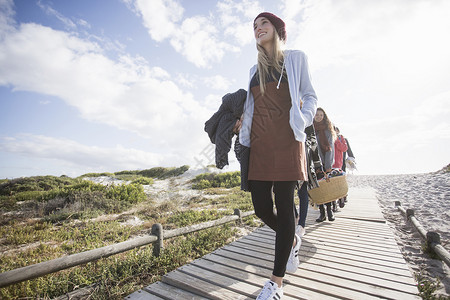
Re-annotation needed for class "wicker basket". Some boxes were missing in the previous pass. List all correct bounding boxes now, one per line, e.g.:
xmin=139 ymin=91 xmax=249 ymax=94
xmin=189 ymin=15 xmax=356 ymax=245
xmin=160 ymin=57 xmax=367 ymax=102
xmin=308 ymin=175 xmax=348 ymax=205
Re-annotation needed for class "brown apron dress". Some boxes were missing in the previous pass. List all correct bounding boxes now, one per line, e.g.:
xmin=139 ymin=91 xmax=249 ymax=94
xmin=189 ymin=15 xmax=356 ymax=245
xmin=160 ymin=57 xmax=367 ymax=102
xmin=248 ymin=81 xmax=307 ymax=181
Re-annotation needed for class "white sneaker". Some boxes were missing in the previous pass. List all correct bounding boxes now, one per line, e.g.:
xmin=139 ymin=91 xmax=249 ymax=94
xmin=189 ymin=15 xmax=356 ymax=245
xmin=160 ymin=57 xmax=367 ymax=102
xmin=256 ymin=280 xmax=283 ymax=300
xmin=286 ymin=233 xmax=301 ymax=273
xmin=295 ymin=225 xmax=306 ymax=237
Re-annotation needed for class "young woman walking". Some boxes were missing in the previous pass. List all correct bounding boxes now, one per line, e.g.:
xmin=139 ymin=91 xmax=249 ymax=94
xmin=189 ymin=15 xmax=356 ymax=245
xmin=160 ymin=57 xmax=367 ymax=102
xmin=239 ymin=12 xmax=317 ymax=299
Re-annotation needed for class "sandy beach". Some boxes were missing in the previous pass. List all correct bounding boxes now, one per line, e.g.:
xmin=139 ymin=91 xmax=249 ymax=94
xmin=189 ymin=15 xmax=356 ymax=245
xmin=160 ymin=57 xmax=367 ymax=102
xmin=346 ymin=170 xmax=450 ymax=297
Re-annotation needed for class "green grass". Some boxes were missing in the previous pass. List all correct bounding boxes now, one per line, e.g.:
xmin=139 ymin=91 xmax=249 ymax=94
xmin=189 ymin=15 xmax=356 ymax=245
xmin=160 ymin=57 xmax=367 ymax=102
xmin=0 ymin=166 xmax=257 ymax=299
xmin=191 ymin=171 xmax=241 ymax=189
xmin=114 ymin=165 xmax=189 ymax=180
xmin=0 ymin=225 xmax=238 ymax=299
xmin=415 ymin=272 xmax=450 ymax=300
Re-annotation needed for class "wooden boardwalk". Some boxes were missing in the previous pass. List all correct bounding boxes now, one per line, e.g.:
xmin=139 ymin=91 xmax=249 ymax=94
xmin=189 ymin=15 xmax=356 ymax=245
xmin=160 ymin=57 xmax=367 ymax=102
xmin=126 ymin=187 xmax=420 ymax=299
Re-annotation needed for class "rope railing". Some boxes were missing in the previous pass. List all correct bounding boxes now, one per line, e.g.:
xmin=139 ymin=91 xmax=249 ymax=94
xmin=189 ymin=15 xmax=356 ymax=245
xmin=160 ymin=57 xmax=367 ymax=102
xmin=0 ymin=209 xmax=255 ymax=288
xmin=395 ymin=201 xmax=450 ymax=267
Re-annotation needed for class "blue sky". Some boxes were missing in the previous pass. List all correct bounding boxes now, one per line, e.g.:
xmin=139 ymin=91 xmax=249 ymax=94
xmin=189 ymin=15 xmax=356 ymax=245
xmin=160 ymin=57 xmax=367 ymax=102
xmin=1 ymin=0 xmax=449 ymax=178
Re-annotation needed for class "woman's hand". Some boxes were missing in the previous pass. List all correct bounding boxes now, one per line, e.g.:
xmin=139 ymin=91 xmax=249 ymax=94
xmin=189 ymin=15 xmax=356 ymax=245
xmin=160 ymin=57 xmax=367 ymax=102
xmin=233 ymin=119 xmax=242 ymax=134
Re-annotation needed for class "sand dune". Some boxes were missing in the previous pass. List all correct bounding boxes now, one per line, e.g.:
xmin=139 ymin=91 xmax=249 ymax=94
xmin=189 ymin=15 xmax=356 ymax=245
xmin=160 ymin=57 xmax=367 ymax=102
xmin=346 ymin=171 xmax=450 ymax=297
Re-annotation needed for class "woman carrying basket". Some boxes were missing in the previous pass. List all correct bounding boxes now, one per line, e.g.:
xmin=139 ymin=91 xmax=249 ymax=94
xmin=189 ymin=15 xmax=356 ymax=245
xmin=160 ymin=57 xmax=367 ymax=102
xmin=313 ymin=107 xmax=337 ymax=222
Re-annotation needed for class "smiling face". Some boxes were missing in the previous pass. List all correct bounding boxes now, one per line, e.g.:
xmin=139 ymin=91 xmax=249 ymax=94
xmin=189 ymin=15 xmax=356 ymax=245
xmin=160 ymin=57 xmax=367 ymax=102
xmin=254 ymin=17 xmax=275 ymax=47
xmin=314 ymin=110 xmax=324 ymax=122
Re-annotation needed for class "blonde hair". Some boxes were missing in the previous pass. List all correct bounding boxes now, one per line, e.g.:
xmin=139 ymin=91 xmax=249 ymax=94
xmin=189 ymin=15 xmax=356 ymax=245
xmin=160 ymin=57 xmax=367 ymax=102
xmin=256 ymin=29 xmax=285 ymax=95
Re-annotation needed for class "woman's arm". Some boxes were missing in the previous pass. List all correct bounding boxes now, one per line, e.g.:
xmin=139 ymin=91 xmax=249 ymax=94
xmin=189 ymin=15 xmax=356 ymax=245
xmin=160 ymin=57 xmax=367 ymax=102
xmin=298 ymin=52 xmax=317 ymax=127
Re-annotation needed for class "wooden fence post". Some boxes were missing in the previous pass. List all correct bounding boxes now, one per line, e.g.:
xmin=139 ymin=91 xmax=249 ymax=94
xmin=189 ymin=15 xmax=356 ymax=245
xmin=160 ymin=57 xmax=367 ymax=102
xmin=234 ymin=209 xmax=242 ymax=224
xmin=427 ymin=231 xmax=440 ymax=247
xmin=406 ymin=208 xmax=414 ymax=220
xmin=152 ymin=223 xmax=163 ymax=257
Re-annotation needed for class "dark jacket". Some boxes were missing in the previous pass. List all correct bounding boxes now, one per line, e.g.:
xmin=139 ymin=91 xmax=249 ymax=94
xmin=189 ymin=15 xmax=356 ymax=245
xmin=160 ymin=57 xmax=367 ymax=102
xmin=204 ymin=89 xmax=247 ymax=169
xmin=234 ymin=136 xmax=250 ymax=191
xmin=304 ymin=124 xmax=324 ymax=190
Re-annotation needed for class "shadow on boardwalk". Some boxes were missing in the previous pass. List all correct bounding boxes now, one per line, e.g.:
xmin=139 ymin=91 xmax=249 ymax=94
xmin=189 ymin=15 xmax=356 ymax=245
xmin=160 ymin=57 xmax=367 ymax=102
xmin=126 ymin=188 xmax=420 ymax=299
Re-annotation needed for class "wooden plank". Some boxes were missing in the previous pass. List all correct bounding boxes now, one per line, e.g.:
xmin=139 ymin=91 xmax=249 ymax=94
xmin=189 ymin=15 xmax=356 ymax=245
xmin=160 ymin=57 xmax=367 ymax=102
xmin=308 ymin=221 xmax=396 ymax=236
xmin=176 ymin=264 xmax=260 ymax=298
xmin=143 ymin=281 xmax=211 ymax=300
xmin=247 ymin=232 xmax=402 ymax=256
xmin=206 ymin=252 xmax=417 ymax=294
xmin=228 ymin=239 xmax=411 ymax=275
xmin=194 ymin=254 xmax=365 ymax=300
xmin=298 ymin=261 xmax=419 ymax=294
xmin=335 ymin=187 xmax=385 ymax=221
xmin=219 ymin=244 xmax=414 ymax=278
xmin=214 ymin=247 xmax=417 ymax=287
xmin=304 ymin=225 xmax=396 ymax=241
xmin=254 ymin=226 xmax=397 ymax=245
xmin=299 ymin=256 xmax=417 ymax=286
xmin=289 ymin=265 xmax=420 ymax=299
xmin=303 ymin=233 xmax=403 ymax=254
xmin=193 ymin=255 xmax=396 ymax=300
xmin=161 ymin=268 xmax=247 ymax=300
xmin=256 ymin=224 xmax=399 ymax=247
xmin=237 ymin=235 xmax=407 ymax=263
xmin=125 ymin=289 xmax=164 ymax=300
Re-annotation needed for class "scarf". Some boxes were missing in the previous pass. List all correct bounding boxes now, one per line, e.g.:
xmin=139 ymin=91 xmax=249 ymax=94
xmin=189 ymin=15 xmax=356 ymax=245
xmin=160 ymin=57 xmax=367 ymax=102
xmin=314 ymin=119 xmax=331 ymax=153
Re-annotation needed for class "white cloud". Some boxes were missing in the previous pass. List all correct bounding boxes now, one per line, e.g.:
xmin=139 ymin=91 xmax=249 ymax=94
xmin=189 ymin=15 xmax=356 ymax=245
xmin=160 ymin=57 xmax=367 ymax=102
xmin=0 ymin=134 xmax=164 ymax=171
xmin=77 ymin=18 xmax=90 ymax=29
xmin=0 ymin=0 xmax=15 ymax=36
xmin=170 ymin=15 xmax=239 ymax=68
xmin=216 ymin=0 xmax=262 ymax=45
xmin=127 ymin=0 xmax=247 ymax=68
xmin=133 ymin=0 xmax=183 ymax=42
xmin=37 ymin=0 xmax=77 ymax=30
xmin=203 ymin=93 xmax=224 ymax=112
xmin=283 ymin=0 xmax=450 ymax=72
xmin=203 ymin=75 xmax=233 ymax=91
xmin=0 ymin=21 xmax=212 ymax=157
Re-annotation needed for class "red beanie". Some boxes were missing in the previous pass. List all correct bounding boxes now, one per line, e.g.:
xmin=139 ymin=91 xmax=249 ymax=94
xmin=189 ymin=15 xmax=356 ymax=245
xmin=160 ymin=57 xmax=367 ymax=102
xmin=254 ymin=12 xmax=286 ymax=42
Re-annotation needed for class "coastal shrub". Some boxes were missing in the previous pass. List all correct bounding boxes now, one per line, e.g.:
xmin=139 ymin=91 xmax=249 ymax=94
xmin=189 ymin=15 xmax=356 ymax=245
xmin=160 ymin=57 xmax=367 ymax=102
xmin=138 ymin=165 xmax=189 ymax=179
xmin=0 ymin=195 xmax=16 ymax=210
xmin=191 ymin=171 xmax=240 ymax=189
xmin=131 ymin=177 xmax=153 ymax=185
xmin=2 ymin=182 xmax=148 ymax=222
xmin=0 ymin=176 xmax=78 ymax=196
xmin=78 ymin=172 xmax=115 ymax=178
xmin=114 ymin=170 xmax=139 ymax=176
xmin=415 ymin=273 xmax=447 ymax=300
xmin=105 ymin=184 xmax=146 ymax=204
xmin=186 ymin=187 xmax=253 ymax=212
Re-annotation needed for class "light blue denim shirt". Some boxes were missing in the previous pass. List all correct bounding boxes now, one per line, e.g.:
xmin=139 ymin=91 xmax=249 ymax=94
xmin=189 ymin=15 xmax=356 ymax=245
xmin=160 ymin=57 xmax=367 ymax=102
xmin=239 ymin=50 xmax=318 ymax=147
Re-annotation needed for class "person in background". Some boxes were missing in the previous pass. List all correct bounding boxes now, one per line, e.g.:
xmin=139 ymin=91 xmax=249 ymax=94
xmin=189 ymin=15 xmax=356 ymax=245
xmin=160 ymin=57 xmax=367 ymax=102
xmin=294 ymin=124 xmax=325 ymax=237
xmin=313 ymin=107 xmax=336 ymax=222
xmin=332 ymin=126 xmax=347 ymax=170
xmin=342 ymin=135 xmax=355 ymax=173
xmin=332 ymin=126 xmax=348 ymax=210
xmin=239 ymin=12 xmax=317 ymax=300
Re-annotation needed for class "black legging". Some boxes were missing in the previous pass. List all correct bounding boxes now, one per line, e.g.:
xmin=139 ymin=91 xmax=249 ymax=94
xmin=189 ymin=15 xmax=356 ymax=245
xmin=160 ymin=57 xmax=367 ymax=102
xmin=249 ymin=180 xmax=297 ymax=277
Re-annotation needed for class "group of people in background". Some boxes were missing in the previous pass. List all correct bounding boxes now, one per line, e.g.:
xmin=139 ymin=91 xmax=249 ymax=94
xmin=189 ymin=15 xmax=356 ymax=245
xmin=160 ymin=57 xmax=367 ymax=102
xmin=308 ymin=107 xmax=354 ymax=223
